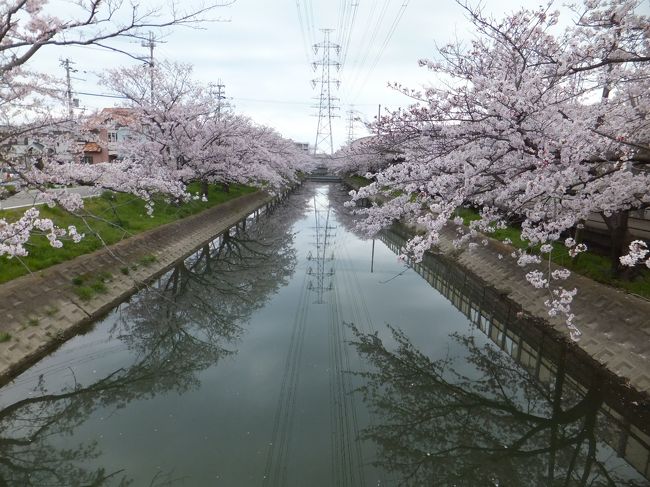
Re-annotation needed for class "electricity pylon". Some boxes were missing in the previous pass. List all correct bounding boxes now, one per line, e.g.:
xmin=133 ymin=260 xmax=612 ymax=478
xmin=312 ymin=29 xmax=340 ymax=155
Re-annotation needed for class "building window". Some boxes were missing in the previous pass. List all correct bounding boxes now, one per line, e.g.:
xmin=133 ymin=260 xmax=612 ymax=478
xmin=82 ymin=155 xmax=93 ymax=164
xmin=108 ymin=132 xmax=118 ymax=142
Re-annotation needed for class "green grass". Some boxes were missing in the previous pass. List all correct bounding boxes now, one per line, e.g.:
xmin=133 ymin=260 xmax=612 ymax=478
xmin=455 ymin=207 xmax=650 ymax=299
xmin=73 ymin=286 xmax=94 ymax=301
xmin=70 ymin=270 xmax=113 ymax=301
xmin=44 ymin=306 xmax=59 ymax=317
xmin=0 ymin=183 xmax=255 ymax=284
xmin=0 ymin=332 xmax=10 ymax=343
xmin=138 ymin=254 xmax=157 ymax=266
xmin=346 ymin=175 xmax=372 ymax=189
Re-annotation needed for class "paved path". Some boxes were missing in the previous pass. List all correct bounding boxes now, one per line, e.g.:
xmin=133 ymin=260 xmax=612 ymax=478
xmin=433 ymin=226 xmax=650 ymax=395
xmin=0 ymin=190 xmax=275 ymax=384
xmin=0 ymin=186 xmax=100 ymax=209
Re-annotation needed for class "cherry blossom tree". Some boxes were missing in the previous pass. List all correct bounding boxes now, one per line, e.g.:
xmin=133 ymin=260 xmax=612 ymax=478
xmin=331 ymin=136 xmax=400 ymax=177
xmin=100 ymin=61 xmax=312 ymax=196
xmin=0 ymin=0 xmax=235 ymax=261
xmin=347 ymin=0 xmax=649 ymax=338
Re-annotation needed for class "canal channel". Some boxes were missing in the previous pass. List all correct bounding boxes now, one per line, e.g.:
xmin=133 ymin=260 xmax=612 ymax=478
xmin=0 ymin=182 xmax=648 ymax=486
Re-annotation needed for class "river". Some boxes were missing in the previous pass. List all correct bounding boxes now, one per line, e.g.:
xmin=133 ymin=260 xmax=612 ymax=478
xmin=0 ymin=183 xmax=647 ymax=486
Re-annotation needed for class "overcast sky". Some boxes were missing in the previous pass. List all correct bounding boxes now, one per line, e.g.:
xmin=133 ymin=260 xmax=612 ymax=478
xmin=32 ymin=0 xmax=650 ymax=153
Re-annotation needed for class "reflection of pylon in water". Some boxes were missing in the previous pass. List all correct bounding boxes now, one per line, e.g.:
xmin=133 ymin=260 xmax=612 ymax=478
xmin=307 ymin=197 xmax=336 ymax=303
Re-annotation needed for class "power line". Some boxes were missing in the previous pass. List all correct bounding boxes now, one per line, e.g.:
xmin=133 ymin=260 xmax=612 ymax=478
xmin=296 ymin=0 xmax=313 ymax=67
xmin=342 ymin=0 xmax=410 ymax=105
xmin=235 ymin=97 xmax=313 ymax=106
xmin=73 ymin=92 xmax=371 ymax=108
xmin=339 ymin=1 xmax=360 ymax=68
xmin=356 ymin=1 xmax=392 ymax=76
xmin=340 ymin=0 xmax=389 ymax=103
xmin=336 ymin=0 xmax=349 ymax=49
xmin=304 ymin=0 xmax=317 ymax=47
xmin=77 ymin=91 xmax=128 ymax=99
xmin=352 ymin=1 xmax=410 ymax=102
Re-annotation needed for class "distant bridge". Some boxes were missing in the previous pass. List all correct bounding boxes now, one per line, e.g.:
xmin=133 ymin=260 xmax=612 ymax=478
xmin=306 ymin=174 xmax=342 ymax=182
xmin=306 ymin=165 xmax=341 ymax=183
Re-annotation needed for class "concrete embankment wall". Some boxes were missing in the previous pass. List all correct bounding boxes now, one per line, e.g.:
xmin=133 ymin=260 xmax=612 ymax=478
xmin=0 ymin=189 xmax=288 ymax=385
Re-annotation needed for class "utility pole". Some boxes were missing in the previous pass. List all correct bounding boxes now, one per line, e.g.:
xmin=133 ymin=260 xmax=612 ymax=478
xmin=210 ymin=80 xmax=228 ymax=119
xmin=377 ymin=104 xmax=381 ymax=135
xmin=312 ymin=28 xmax=341 ymax=156
xmin=346 ymin=107 xmax=355 ymax=145
xmin=141 ymin=31 xmax=163 ymax=103
xmin=60 ymin=58 xmax=77 ymax=119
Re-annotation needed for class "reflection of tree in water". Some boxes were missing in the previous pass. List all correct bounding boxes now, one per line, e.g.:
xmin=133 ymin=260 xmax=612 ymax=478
xmin=0 ymin=194 xmax=305 ymax=486
xmin=349 ymin=325 xmax=645 ymax=487
xmin=0 ymin=368 xmax=138 ymax=485
xmin=118 ymin=195 xmax=301 ymax=369
xmin=326 ymin=182 xmax=370 ymax=240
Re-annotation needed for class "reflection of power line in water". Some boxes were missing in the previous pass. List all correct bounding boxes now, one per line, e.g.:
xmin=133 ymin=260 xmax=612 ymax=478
xmin=333 ymin=221 xmax=397 ymax=486
xmin=378 ymin=265 xmax=410 ymax=284
xmin=263 ymin=271 xmax=311 ymax=487
xmin=309 ymin=185 xmax=367 ymax=486
xmin=328 ymin=271 xmax=366 ymax=486
xmin=326 ymin=184 xmax=390 ymax=485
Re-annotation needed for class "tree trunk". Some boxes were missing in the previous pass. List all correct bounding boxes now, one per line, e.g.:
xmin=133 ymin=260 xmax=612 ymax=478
xmin=571 ymin=221 xmax=584 ymax=266
xmin=201 ymin=180 xmax=209 ymax=197
xmin=222 ymin=182 xmax=230 ymax=193
xmin=601 ymin=209 xmax=632 ymax=277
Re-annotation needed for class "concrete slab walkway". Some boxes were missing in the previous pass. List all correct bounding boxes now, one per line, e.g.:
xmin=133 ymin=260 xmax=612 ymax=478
xmin=431 ymin=226 xmax=650 ymax=395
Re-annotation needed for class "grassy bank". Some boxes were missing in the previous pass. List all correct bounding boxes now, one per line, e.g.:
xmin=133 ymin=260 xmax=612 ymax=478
xmin=455 ymin=208 xmax=650 ymax=299
xmin=343 ymin=175 xmax=650 ymax=299
xmin=345 ymin=175 xmax=372 ymax=190
xmin=0 ymin=183 xmax=255 ymax=284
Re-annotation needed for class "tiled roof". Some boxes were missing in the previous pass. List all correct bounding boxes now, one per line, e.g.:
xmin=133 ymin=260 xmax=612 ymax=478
xmin=83 ymin=142 xmax=102 ymax=153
